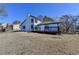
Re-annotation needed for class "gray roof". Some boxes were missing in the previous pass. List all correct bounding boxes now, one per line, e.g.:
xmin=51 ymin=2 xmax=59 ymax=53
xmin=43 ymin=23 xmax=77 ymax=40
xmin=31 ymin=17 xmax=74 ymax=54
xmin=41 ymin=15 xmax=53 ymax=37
xmin=37 ymin=22 xmax=61 ymax=26
xmin=21 ymin=15 xmax=56 ymax=26
xmin=42 ymin=16 xmax=54 ymax=24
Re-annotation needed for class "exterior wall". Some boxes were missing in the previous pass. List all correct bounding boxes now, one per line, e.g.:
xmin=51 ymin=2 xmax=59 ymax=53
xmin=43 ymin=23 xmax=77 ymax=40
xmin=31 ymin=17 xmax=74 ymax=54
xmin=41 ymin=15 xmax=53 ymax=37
xmin=37 ymin=24 xmax=59 ymax=32
xmin=13 ymin=24 xmax=20 ymax=31
xmin=21 ymin=16 xmax=31 ymax=32
xmin=34 ymin=19 xmax=41 ymax=26
xmin=33 ymin=19 xmax=41 ymax=31
xmin=20 ymin=15 xmax=41 ymax=32
xmin=37 ymin=25 xmax=44 ymax=32
xmin=20 ymin=20 xmax=27 ymax=31
xmin=47 ymin=24 xmax=59 ymax=32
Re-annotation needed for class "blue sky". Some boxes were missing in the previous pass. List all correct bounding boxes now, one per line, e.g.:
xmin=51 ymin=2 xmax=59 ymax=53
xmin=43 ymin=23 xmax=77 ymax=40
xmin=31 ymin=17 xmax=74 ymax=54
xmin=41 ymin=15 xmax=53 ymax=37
xmin=1 ymin=3 xmax=79 ymax=24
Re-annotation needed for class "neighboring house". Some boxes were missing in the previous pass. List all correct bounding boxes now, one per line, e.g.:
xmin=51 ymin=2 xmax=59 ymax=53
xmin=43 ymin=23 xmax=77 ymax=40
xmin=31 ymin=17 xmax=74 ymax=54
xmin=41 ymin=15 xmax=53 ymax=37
xmin=0 ymin=25 xmax=3 ymax=32
xmin=20 ymin=14 xmax=41 ymax=32
xmin=6 ymin=24 xmax=13 ymax=32
xmin=13 ymin=24 xmax=20 ymax=31
xmin=12 ymin=20 xmax=21 ymax=31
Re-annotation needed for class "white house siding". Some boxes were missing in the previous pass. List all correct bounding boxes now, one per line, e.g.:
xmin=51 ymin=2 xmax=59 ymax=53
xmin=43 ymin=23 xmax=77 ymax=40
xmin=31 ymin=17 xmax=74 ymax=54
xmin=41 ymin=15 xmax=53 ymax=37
xmin=33 ymin=18 xmax=41 ymax=31
xmin=37 ymin=23 xmax=59 ymax=32
xmin=34 ymin=19 xmax=41 ymax=26
xmin=47 ymin=24 xmax=59 ymax=32
xmin=13 ymin=24 xmax=20 ymax=31
xmin=37 ymin=25 xmax=44 ymax=32
xmin=20 ymin=20 xmax=27 ymax=31
xmin=21 ymin=16 xmax=31 ymax=32
xmin=20 ymin=15 xmax=41 ymax=32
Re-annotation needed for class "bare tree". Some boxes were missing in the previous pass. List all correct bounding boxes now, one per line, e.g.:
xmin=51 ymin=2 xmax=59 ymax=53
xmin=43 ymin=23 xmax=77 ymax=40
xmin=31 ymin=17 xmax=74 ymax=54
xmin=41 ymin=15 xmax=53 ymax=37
xmin=60 ymin=15 xmax=77 ymax=33
xmin=0 ymin=5 xmax=8 ymax=26
xmin=0 ymin=5 xmax=8 ymax=17
xmin=37 ymin=15 xmax=44 ymax=21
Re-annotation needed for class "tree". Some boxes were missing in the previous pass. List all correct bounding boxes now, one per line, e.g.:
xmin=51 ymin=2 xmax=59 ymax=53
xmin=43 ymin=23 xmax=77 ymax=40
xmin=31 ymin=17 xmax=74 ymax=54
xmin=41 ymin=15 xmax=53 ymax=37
xmin=13 ymin=20 xmax=20 ymax=24
xmin=0 ymin=22 xmax=2 ymax=26
xmin=60 ymin=15 xmax=77 ymax=33
xmin=0 ymin=5 xmax=8 ymax=17
xmin=37 ymin=15 xmax=44 ymax=21
xmin=0 ymin=5 xmax=8 ymax=26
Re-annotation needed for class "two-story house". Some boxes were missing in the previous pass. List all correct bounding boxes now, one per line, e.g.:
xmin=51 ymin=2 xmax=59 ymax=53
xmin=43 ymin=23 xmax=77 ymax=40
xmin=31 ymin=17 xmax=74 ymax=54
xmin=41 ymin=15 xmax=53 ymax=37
xmin=20 ymin=14 xmax=41 ymax=32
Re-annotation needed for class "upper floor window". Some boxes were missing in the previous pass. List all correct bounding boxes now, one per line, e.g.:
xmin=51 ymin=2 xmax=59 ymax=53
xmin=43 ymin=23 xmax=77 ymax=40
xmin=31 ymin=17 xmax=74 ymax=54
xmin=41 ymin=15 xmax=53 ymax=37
xmin=76 ymin=26 xmax=79 ymax=29
xmin=35 ymin=20 xmax=37 ymax=23
xmin=35 ymin=26 xmax=37 ymax=30
xmin=31 ymin=19 xmax=33 ymax=23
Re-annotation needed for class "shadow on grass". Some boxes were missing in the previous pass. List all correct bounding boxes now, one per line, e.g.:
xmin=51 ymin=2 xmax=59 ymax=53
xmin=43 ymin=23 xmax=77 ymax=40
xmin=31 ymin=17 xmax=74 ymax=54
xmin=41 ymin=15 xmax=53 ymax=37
xmin=32 ymin=31 xmax=61 ymax=35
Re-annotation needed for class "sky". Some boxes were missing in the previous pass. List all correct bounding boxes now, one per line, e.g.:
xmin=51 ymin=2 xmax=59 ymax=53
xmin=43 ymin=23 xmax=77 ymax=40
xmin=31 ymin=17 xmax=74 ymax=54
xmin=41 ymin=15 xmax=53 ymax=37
xmin=1 ymin=3 xmax=79 ymax=24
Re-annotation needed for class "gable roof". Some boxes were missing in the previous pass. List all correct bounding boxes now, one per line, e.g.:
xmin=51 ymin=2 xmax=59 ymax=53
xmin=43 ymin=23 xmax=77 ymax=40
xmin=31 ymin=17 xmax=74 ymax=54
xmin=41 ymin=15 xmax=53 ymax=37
xmin=20 ymin=19 xmax=26 ymax=26
xmin=30 ymin=15 xmax=41 ymax=21
xmin=20 ymin=15 xmax=55 ymax=26
xmin=20 ymin=15 xmax=41 ymax=26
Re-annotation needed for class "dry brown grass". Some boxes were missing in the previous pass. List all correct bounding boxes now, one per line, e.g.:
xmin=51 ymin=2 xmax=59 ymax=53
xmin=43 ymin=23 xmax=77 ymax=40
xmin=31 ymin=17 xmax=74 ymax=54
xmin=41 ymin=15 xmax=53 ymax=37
xmin=0 ymin=32 xmax=79 ymax=55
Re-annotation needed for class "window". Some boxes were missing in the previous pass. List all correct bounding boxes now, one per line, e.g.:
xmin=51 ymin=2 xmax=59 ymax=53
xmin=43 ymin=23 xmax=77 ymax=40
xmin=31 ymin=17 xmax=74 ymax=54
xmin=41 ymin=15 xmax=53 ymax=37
xmin=31 ymin=25 xmax=33 ymax=29
xmin=23 ymin=26 xmax=25 ymax=29
xmin=44 ymin=25 xmax=49 ymax=31
xmin=45 ymin=26 xmax=49 ymax=30
xmin=35 ymin=26 xmax=37 ymax=30
xmin=77 ymin=27 xmax=79 ymax=29
xmin=31 ymin=19 xmax=33 ymax=23
xmin=35 ymin=20 xmax=37 ymax=23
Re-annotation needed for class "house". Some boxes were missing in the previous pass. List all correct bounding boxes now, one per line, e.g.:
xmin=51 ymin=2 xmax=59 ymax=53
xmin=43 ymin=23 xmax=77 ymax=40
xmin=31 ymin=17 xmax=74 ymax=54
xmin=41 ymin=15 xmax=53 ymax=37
xmin=36 ymin=22 xmax=61 ymax=34
xmin=34 ymin=16 xmax=61 ymax=33
xmin=20 ymin=14 xmax=61 ymax=34
xmin=6 ymin=24 xmax=13 ymax=32
xmin=20 ymin=14 xmax=41 ymax=32
xmin=13 ymin=24 xmax=20 ymax=31
xmin=0 ymin=25 xmax=3 ymax=32
xmin=12 ymin=20 xmax=21 ymax=31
